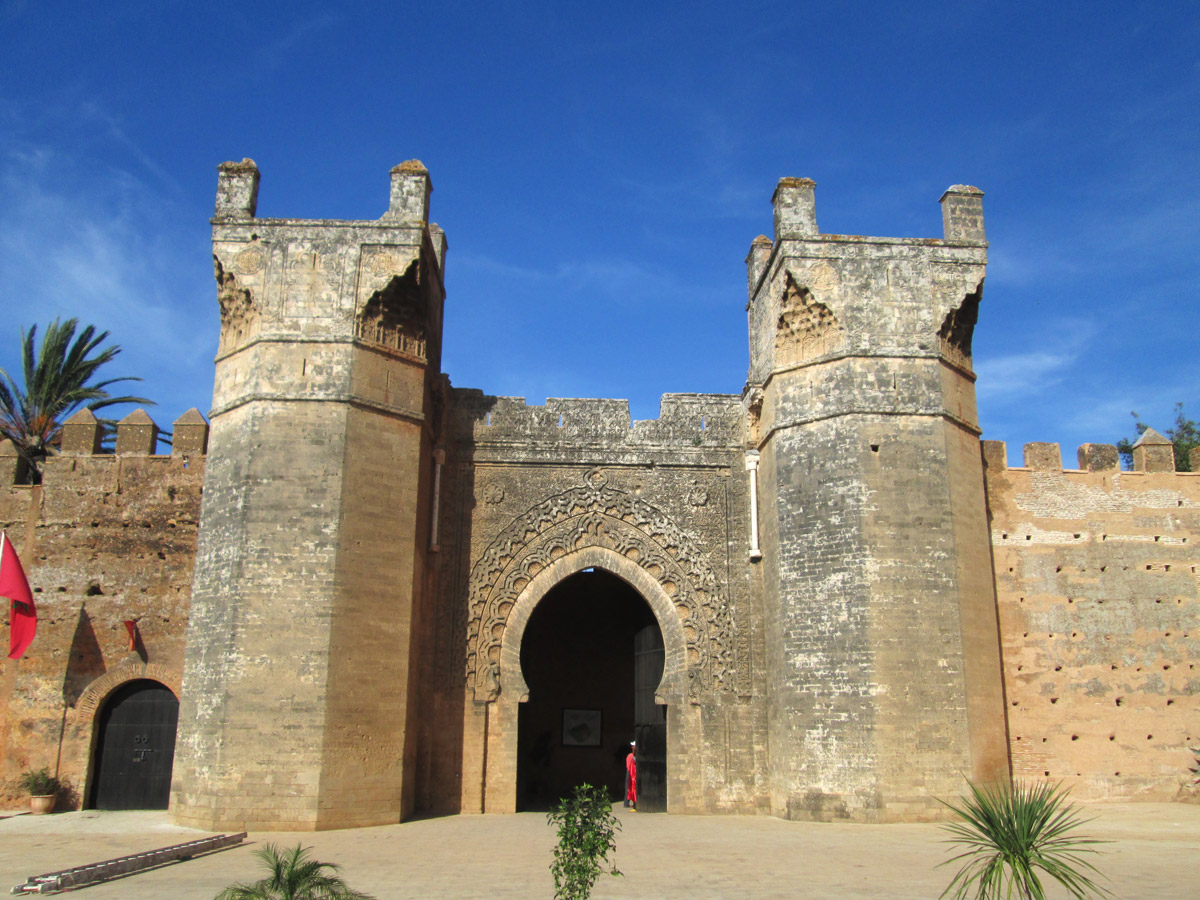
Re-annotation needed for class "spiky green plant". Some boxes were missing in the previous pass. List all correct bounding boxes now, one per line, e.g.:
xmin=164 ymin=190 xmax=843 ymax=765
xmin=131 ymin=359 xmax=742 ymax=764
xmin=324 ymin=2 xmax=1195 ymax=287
xmin=0 ymin=318 xmax=152 ymax=482
xmin=547 ymin=783 xmax=622 ymax=900
xmin=939 ymin=779 xmax=1109 ymax=900
xmin=214 ymin=843 xmax=376 ymax=900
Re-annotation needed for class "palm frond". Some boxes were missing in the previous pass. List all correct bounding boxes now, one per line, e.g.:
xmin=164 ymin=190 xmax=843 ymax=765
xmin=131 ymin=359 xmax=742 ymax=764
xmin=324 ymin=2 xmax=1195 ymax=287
xmin=216 ymin=843 xmax=377 ymax=900
xmin=939 ymin=779 xmax=1110 ymax=900
xmin=0 ymin=318 xmax=154 ymax=481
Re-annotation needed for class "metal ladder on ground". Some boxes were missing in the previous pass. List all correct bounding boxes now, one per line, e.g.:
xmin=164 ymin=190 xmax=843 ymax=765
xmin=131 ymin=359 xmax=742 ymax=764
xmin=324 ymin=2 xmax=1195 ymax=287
xmin=10 ymin=831 xmax=246 ymax=894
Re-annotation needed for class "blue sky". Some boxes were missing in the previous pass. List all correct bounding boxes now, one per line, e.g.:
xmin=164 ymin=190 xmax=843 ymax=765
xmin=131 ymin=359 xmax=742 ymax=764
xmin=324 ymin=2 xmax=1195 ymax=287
xmin=1 ymin=1 xmax=1197 ymax=466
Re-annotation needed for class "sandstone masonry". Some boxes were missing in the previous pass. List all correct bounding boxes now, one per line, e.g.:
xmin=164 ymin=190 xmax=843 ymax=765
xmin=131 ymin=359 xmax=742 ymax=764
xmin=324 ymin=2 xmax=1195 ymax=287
xmin=1 ymin=163 xmax=1195 ymax=824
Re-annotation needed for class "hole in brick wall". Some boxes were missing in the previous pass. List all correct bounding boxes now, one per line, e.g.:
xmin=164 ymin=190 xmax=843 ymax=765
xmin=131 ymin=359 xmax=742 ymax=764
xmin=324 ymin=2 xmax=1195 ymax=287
xmin=1155 ymin=535 xmax=1160 ymax=542
xmin=1164 ymin=664 xmax=1171 ymax=670
xmin=1068 ymin=598 xmax=1073 ymax=604
xmin=1111 ymin=664 xmax=1118 ymax=670
xmin=1115 ymin=697 xmax=1123 ymax=706
xmin=1166 ymin=632 xmax=1172 ymax=637
xmin=1002 ymin=534 xmax=1009 ymax=540
xmin=1073 ymin=533 xmax=1080 ymax=539
xmin=1156 ymin=599 xmax=1162 ymax=604
xmin=1054 ymin=665 xmax=1062 ymax=671
xmin=1011 ymin=701 xmax=1019 ymax=706
xmin=870 ymin=444 xmax=879 ymax=452
xmin=1020 ymin=597 xmax=1025 ymax=603
xmin=557 ymin=414 xmax=563 ymax=427
xmin=1167 ymin=699 xmax=1174 ymax=706
xmin=1109 ymin=735 xmax=1115 ymax=741
xmin=1147 ymin=565 xmax=1152 ymax=570
xmin=1165 ymin=565 xmax=1171 ymax=571
xmin=1042 ymin=738 xmax=1047 ymax=743
xmin=1050 ymin=697 xmax=1059 ymax=704
xmin=1071 ymin=632 xmax=1078 ymax=637
xmin=1008 ymin=567 xmax=1014 ymax=573
xmin=1056 ymin=566 xmax=1062 ymax=572
xmin=85 ymin=583 xmax=103 ymax=596
xmin=1114 ymin=771 xmax=1120 ymax=776
xmin=57 ymin=586 xmax=66 ymax=592
xmin=1026 ymin=535 xmax=1032 ymax=541
xmin=1147 ymin=735 xmax=1153 ymax=740
xmin=1017 ymin=665 xmax=1024 ymax=671
xmin=157 ymin=551 xmax=166 ymax=560
xmin=486 ymin=413 xmax=491 ymax=426
xmin=1100 ymin=566 xmax=1107 ymax=572
xmin=1071 ymin=735 xmax=1079 ymax=740
xmin=1044 ymin=771 xmax=1050 ymax=776
xmin=1102 ymin=534 xmax=1108 ymax=541
xmin=701 ymin=415 xmax=706 ymax=430
xmin=1015 ymin=736 xmax=1022 ymax=741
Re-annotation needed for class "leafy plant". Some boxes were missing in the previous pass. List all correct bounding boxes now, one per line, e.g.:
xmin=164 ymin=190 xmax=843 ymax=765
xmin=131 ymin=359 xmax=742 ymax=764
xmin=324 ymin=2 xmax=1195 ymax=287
xmin=547 ymin=783 xmax=622 ymax=900
xmin=0 ymin=318 xmax=152 ymax=482
xmin=939 ymin=779 xmax=1109 ymax=900
xmin=215 ymin=843 xmax=376 ymax=900
xmin=18 ymin=767 xmax=60 ymax=796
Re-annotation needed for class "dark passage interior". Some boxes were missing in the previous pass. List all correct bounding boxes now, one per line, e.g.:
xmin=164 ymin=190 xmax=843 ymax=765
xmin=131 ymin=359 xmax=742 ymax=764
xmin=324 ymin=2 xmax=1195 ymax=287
xmin=517 ymin=568 xmax=664 ymax=811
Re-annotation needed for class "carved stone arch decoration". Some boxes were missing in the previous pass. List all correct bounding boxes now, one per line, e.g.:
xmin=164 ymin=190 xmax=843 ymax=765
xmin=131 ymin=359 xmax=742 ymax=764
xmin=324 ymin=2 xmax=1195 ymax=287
xmin=775 ymin=271 xmax=844 ymax=367
xmin=214 ymin=255 xmax=259 ymax=355
xmin=498 ymin=546 xmax=690 ymax=706
xmin=937 ymin=278 xmax=984 ymax=371
xmin=354 ymin=258 xmax=427 ymax=359
xmin=464 ymin=469 xmax=732 ymax=703
xmin=75 ymin=661 xmax=181 ymax=717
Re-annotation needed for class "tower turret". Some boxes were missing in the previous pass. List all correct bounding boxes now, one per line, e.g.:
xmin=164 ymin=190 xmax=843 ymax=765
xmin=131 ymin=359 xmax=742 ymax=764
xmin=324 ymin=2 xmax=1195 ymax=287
xmin=746 ymin=178 xmax=1008 ymax=821
xmin=173 ymin=162 xmax=447 ymax=831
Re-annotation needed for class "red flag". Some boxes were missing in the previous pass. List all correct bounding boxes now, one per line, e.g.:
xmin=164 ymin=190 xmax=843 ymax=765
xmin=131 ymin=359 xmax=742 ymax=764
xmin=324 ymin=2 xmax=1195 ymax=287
xmin=2 ymin=532 xmax=36 ymax=660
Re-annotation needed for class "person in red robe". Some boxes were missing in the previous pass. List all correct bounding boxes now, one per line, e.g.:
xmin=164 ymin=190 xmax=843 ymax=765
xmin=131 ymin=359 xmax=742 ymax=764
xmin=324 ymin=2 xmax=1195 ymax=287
xmin=624 ymin=740 xmax=637 ymax=810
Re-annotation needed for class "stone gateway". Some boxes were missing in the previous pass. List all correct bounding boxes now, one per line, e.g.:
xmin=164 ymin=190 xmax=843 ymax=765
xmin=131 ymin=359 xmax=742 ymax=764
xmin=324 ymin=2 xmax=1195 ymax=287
xmin=1 ymin=162 xmax=1196 ymax=830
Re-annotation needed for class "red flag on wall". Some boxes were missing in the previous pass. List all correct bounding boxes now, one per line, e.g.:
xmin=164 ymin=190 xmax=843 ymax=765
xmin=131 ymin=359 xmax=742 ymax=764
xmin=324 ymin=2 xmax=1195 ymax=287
xmin=1 ymin=532 xmax=36 ymax=659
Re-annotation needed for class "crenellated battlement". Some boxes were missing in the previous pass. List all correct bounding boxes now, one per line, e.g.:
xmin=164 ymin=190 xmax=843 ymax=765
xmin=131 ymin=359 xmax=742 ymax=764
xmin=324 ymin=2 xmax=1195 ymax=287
xmin=983 ymin=439 xmax=1200 ymax=475
xmin=449 ymin=390 xmax=744 ymax=448
xmin=0 ymin=408 xmax=208 ymax=486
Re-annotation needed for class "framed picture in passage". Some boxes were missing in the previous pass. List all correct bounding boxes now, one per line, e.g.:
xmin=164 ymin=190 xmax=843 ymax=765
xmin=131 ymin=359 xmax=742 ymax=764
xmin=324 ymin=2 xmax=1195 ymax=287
xmin=561 ymin=708 xmax=602 ymax=747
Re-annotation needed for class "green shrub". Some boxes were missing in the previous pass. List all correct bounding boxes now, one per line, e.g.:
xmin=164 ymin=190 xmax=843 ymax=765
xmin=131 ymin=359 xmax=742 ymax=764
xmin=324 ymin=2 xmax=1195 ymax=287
xmin=18 ymin=768 xmax=60 ymax=796
xmin=547 ymin=783 xmax=622 ymax=900
xmin=215 ymin=843 xmax=376 ymax=900
xmin=939 ymin=779 xmax=1109 ymax=900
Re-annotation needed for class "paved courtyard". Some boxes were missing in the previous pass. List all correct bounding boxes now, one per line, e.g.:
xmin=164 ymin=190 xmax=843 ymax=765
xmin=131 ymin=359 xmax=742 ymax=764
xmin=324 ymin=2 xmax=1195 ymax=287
xmin=0 ymin=802 xmax=1196 ymax=899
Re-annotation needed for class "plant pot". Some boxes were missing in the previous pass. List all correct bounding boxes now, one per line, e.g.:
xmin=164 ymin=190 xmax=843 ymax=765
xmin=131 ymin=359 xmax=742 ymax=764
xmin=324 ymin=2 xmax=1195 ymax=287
xmin=29 ymin=794 xmax=55 ymax=815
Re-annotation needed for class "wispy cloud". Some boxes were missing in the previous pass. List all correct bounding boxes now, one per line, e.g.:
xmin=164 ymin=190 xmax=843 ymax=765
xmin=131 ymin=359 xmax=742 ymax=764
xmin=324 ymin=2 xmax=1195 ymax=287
xmin=0 ymin=128 xmax=215 ymax=426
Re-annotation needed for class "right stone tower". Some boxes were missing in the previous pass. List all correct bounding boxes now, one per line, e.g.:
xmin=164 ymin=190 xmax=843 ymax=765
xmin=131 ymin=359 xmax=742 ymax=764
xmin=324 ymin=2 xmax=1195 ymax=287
xmin=746 ymin=179 xmax=1010 ymax=821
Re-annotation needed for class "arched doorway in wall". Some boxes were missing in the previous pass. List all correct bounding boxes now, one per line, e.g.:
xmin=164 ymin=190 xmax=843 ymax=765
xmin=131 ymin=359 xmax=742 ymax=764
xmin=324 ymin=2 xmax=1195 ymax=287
xmin=517 ymin=568 xmax=666 ymax=812
xmin=88 ymin=679 xmax=178 ymax=810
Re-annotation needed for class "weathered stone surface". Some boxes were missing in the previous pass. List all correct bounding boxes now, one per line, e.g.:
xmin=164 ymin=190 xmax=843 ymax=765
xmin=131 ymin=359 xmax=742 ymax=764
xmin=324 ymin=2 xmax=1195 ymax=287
xmin=2 ymin=165 xmax=1194 ymax=826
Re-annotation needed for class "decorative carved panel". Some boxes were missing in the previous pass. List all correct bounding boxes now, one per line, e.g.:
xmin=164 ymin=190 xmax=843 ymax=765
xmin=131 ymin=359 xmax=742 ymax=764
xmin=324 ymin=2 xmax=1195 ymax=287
xmin=462 ymin=469 xmax=733 ymax=702
xmin=937 ymin=281 xmax=982 ymax=371
xmin=214 ymin=255 xmax=258 ymax=355
xmin=775 ymin=273 xmax=843 ymax=367
xmin=355 ymin=259 xmax=426 ymax=360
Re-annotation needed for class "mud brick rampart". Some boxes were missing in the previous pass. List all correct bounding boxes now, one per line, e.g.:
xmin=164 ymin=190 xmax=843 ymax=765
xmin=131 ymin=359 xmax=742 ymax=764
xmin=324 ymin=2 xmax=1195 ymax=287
xmin=0 ymin=409 xmax=206 ymax=808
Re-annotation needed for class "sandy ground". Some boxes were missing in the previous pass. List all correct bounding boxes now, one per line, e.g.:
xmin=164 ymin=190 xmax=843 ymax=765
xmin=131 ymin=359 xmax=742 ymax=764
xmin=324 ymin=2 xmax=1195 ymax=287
xmin=0 ymin=802 xmax=1196 ymax=899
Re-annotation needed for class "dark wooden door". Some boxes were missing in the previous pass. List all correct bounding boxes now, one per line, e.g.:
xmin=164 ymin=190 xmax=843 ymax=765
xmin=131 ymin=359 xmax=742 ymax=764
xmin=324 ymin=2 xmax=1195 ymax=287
xmin=633 ymin=623 xmax=666 ymax=812
xmin=90 ymin=680 xmax=178 ymax=810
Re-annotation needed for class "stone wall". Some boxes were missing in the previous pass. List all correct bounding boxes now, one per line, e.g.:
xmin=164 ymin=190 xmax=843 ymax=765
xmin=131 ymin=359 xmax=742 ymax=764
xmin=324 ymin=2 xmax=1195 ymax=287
xmin=0 ymin=410 xmax=206 ymax=809
xmin=424 ymin=390 xmax=770 ymax=815
xmin=984 ymin=440 xmax=1200 ymax=801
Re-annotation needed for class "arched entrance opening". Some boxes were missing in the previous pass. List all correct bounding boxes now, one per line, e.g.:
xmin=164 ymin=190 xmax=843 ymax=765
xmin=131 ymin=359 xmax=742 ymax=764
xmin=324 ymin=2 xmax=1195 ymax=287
xmin=88 ymin=679 xmax=178 ymax=810
xmin=516 ymin=568 xmax=666 ymax=811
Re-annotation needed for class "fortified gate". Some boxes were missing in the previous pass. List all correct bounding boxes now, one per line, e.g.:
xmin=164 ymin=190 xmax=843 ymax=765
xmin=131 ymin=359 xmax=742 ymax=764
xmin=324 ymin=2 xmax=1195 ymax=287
xmin=169 ymin=161 xmax=1008 ymax=831
xmin=5 ymin=161 xmax=1196 ymax=831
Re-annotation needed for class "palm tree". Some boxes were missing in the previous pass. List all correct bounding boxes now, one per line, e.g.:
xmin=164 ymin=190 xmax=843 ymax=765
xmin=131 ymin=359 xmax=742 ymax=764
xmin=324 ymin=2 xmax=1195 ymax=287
xmin=0 ymin=318 xmax=152 ymax=482
xmin=215 ymin=843 xmax=377 ymax=900
xmin=939 ymin=779 xmax=1109 ymax=900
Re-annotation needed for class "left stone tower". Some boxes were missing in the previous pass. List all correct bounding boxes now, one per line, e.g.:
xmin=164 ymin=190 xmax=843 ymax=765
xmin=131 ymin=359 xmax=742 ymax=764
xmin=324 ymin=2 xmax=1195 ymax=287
xmin=172 ymin=160 xmax=447 ymax=830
